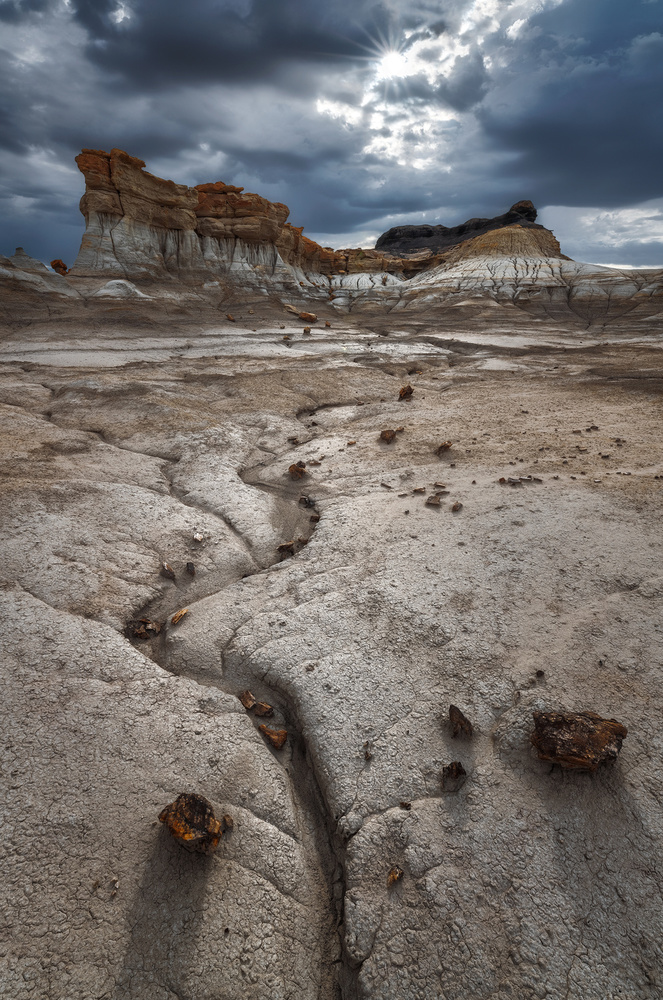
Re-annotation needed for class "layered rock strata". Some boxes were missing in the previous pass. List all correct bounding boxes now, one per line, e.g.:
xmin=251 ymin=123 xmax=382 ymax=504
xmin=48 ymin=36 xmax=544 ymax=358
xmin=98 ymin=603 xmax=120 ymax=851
xmin=71 ymin=148 xmax=414 ymax=281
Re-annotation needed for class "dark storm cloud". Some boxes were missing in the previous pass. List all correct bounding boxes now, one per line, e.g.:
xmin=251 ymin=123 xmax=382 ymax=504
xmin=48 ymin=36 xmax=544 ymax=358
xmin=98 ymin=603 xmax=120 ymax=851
xmin=483 ymin=0 xmax=663 ymax=207
xmin=0 ymin=0 xmax=661 ymax=266
xmin=70 ymin=0 xmax=387 ymax=88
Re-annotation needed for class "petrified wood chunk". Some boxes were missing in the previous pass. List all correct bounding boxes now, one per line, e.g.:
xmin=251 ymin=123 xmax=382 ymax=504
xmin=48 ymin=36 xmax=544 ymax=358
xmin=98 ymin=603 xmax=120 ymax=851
xmin=239 ymin=690 xmax=256 ymax=710
xmin=387 ymin=865 xmax=404 ymax=887
xmin=288 ymin=461 xmax=307 ymax=479
xmin=380 ymin=429 xmax=397 ymax=443
xmin=170 ymin=608 xmax=188 ymax=626
xmin=259 ymin=725 xmax=288 ymax=749
xmin=449 ymin=704 xmax=473 ymax=738
xmin=531 ymin=710 xmax=628 ymax=771
xmin=398 ymin=384 xmax=414 ymax=401
xmin=442 ymin=761 xmax=467 ymax=791
xmin=158 ymin=793 xmax=224 ymax=854
xmin=128 ymin=618 xmax=162 ymax=640
xmin=436 ymin=441 xmax=453 ymax=454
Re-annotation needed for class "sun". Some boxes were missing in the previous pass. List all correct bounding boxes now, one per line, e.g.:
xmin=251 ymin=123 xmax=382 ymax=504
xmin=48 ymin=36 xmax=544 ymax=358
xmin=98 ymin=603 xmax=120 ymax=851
xmin=375 ymin=49 xmax=410 ymax=80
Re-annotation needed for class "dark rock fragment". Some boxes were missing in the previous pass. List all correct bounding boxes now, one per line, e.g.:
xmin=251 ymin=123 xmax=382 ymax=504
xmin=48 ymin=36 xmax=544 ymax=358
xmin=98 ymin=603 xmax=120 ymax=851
xmin=50 ymin=258 xmax=69 ymax=275
xmin=160 ymin=561 xmax=176 ymax=580
xmin=436 ymin=441 xmax=453 ymax=455
xmin=170 ymin=608 xmax=188 ymax=626
xmin=387 ymin=865 xmax=404 ymax=887
xmin=449 ymin=705 xmax=473 ymax=738
xmin=186 ymin=561 xmax=195 ymax=576
xmin=380 ymin=429 xmax=397 ymax=443
xmin=288 ymin=461 xmax=307 ymax=479
xmin=442 ymin=761 xmax=467 ymax=792
xmin=239 ymin=690 xmax=256 ymax=710
xmin=128 ymin=618 xmax=162 ymax=640
xmin=158 ymin=792 xmax=224 ymax=854
xmin=531 ymin=710 xmax=628 ymax=771
xmin=398 ymin=384 xmax=414 ymax=401
xmin=259 ymin=725 xmax=288 ymax=749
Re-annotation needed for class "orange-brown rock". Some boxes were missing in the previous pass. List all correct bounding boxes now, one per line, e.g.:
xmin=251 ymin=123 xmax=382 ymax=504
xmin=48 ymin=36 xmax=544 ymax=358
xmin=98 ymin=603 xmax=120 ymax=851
xmin=259 ymin=724 xmax=288 ymax=749
xmin=531 ymin=710 xmax=628 ymax=771
xmin=50 ymin=259 xmax=68 ymax=276
xmin=158 ymin=792 xmax=225 ymax=854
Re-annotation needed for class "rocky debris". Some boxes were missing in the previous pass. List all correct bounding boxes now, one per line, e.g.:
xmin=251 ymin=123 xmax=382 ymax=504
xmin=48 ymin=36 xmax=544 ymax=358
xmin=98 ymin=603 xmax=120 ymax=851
xmin=531 ymin=710 xmax=628 ymax=771
xmin=425 ymin=494 xmax=441 ymax=506
xmin=259 ymin=724 xmax=288 ymax=750
xmin=50 ymin=259 xmax=69 ymax=276
xmin=160 ymin=561 xmax=176 ymax=580
xmin=288 ymin=461 xmax=307 ymax=480
xmin=127 ymin=618 xmax=162 ymax=641
xmin=449 ymin=704 xmax=473 ymax=738
xmin=303 ymin=327 xmax=311 ymax=335
xmin=239 ymin=690 xmax=256 ymax=710
xmin=398 ymin=385 xmax=414 ymax=401
xmin=186 ymin=562 xmax=195 ymax=576
xmin=375 ymin=200 xmax=552 ymax=255
xmin=442 ymin=761 xmax=467 ymax=791
xmin=170 ymin=608 xmax=188 ymax=626
xmin=436 ymin=441 xmax=453 ymax=455
xmin=299 ymin=312 xmax=317 ymax=323
xmin=379 ymin=428 xmax=400 ymax=444
xmin=158 ymin=792 xmax=226 ymax=854
xmin=451 ymin=501 xmax=463 ymax=512
xmin=277 ymin=541 xmax=296 ymax=559
xmin=226 ymin=313 xmax=235 ymax=322
xmin=387 ymin=865 xmax=404 ymax=887
xmin=239 ymin=690 xmax=274 ymax=718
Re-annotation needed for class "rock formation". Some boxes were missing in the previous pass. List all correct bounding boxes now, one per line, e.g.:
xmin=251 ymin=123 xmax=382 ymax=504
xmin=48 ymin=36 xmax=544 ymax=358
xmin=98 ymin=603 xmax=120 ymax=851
xmin=71 ymin=147 xmax=412 ymax=280
xmin=375 ymin=199 xmax=552 ymax=255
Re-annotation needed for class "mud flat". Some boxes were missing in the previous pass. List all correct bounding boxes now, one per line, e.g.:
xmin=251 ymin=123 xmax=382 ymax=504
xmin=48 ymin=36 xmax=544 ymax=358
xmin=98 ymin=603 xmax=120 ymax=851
xmin=1 ymin=300 xmax=662 ymax=999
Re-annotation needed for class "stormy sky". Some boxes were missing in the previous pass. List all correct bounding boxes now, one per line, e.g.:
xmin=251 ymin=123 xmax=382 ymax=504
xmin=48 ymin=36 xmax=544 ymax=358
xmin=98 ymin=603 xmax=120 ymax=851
xmin=1 ymin=0 xmax=662 ymax=267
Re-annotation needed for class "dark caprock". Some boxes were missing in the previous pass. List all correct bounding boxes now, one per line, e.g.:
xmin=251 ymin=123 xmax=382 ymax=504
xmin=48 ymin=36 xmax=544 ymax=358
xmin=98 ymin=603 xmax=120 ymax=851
xmin=375 ymin=200 xmax=541 ymax=255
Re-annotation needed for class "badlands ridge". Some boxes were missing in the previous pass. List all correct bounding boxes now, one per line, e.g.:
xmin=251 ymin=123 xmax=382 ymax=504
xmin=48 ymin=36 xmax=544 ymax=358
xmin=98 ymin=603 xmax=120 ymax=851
xmin=1 ymin=151 xmax=662 ymax=1000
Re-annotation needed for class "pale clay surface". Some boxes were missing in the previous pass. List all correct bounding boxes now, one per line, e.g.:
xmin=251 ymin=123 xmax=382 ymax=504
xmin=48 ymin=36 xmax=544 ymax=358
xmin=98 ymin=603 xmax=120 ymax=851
xmin=1 ymin=245 xmax=663 ymax=999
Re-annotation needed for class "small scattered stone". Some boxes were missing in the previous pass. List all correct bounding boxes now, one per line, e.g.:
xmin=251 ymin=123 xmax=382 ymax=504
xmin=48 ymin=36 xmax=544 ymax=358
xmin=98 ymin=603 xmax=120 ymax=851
xmin=399 ymin=801 xmax=412 ymax=810
xmin=299 ymin=311 xmax=317 ymax=322
xmin=325 ymin=321 xmax=331 ymax=327
xmin=380 ymin=481 xmax=393 ymax=489
xmin=158 ymin=793 xmax=224 ymax=854
xmin=303 ymin=326 xmax=311 ymax=334
xmin=425 ymin=494 xmax=441 ymax=506
xmin=387 ymin=865 xmax=404 ymax=887
xmin=530 ymin=710 xmax=628 ymax=771
xmin=160 ymin=561 xmax=176 ymax=580
xmin=193 ymin=532 xmax=204 ymax=542
xmin=128 ymin=618 xmax=162 ymax=640
xmin=380 ymin=429 xmax=398 ymax=443
xmin=436 ymin=441 xmax=453 ymax=455
xmin=442 ymin=761 xmax=467 ymax=792
xmin=226 ymin=313 xmax=235 ymax=322
xmin=259 ymin=725 xmax=288 ymax=750
xmin=170 ymin=608 xmax=188 ymax=626
xmin=347 ymin=440 xmax=356 ymax=446
xmin=289 ymin=461 xmax=307 ymax=479
xmin=310 ymin=513 xmax=320 ymax=523
xmin=186 ymin=561 xmax=195 ymax=576
xmin=398 ymin=384 xmax=414 ymax=401
xmin=449 ymin=704 xmax=473 ymax=738
xmin=363 ymin=740 xmax=373 ymax=760
xmin=451 ymin=501 xmax=463 ymax=512
xmin=254 ymin=701 xmax=274 ymax=718
xmin=277 ymin=541 xmax=295 ymax=559
xmin=240 ymin=690 xmax=256 ymax=710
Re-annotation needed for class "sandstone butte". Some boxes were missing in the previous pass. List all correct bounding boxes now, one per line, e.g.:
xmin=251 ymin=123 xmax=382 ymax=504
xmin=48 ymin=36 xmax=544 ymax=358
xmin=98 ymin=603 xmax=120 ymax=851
xmin=71 ymin=147 xmax=563 ymax=280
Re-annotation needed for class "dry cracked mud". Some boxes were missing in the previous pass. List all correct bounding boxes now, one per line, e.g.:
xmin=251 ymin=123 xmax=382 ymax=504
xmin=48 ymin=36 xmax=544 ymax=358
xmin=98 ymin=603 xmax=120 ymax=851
xmin=1 ymin=310 xmax=662 ymax=1000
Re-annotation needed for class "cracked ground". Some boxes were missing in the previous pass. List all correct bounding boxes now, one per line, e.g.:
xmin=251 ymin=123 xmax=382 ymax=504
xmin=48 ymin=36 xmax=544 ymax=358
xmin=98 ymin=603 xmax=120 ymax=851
xmin=1 ymin=312 xmax=662 ymax=1000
